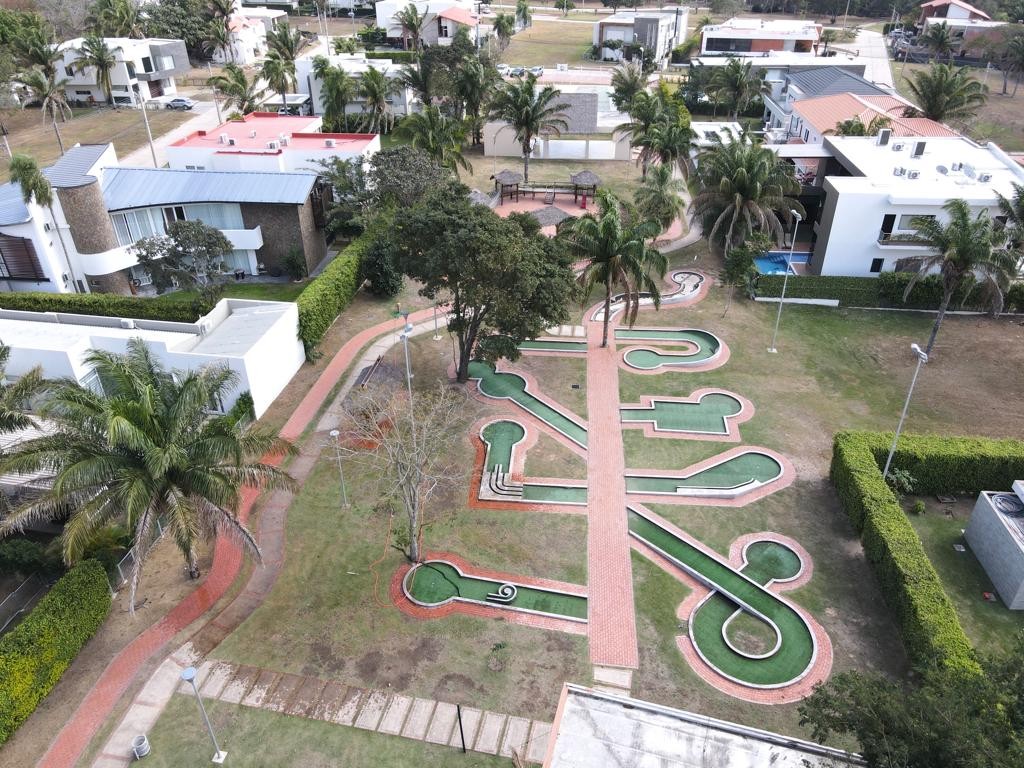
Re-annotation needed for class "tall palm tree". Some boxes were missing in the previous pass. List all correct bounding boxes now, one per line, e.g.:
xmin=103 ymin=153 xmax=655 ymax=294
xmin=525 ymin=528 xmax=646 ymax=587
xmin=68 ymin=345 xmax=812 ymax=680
xmin=0 ymin=341 xmax=295 ymax=608
xmin=73 ymin=35 xmax=122 ymax=106
xmin=321 ymin=65 xmax=358 ymax=131
xmin=570 ymin=190 xmax=667 ymax=348
xmin=203 ymin=18 xmax=234 ymax=65
xmin=614 ymin=90 xmax=670 ymax=178
xmin=1005 ymin=35 xmax=1024 ymax=97
xmin=904 ymin=64 xmax=987 ymax=123
xmin=826 ymin=114 xmax=892 ymax=136
xmin=207 ymin=0 xmax=236 ymax=20
xmin=819 ymin=28 xmax=839 ymax=55
xmin=454 ymin=56 xmax=494 ymax=144
xmin=634 ymin=163 xmax=686 ymax=235
xmin=17 ymin=68 xmax=71 ymax=128
xmin=399 ymin=62 xmax=433 ymax=106
xmin=516 ymin=0 xmax=532 ymax=29
xmin=9 ymin=155 xmax=76 ymax=290
xmin=689 ymin=136 xmax=804 ymax=254
xmin=707 ymin=58 xmax=769 ymax=120
xmin=632 ymin=118 xmax=693 ymax=179
xmin=359 ymin=66 xmax=401 ymax=133
xmin=0 ymin=343 xmax=45 ymax=435
xmin=487 ymin=73 xmax=569 ymax=181
xmin=494 ymin=13 xmax=515 ymax=50
xmin=87 ymin=0 xmax=142 ymax=38
xmin=14 ymin=28 xmax=61 ymax=80
xmin=208 ymin=64 xmax=267 ymax=114
xmin=395 ymin=3 xmax=428 ymax=53
xmin=398 ymin=105 xmax=472 ymax=173
xmin=261 ymin=52 xmax=296 ymax=110
xmin=610 ymin=61 xmax=646 ymax=113
xmin=996 ymin=182 xmax=1024 ymax=248
xmin=266 ymin=22 xmax=303 ymax=61
xmin=901 ymin=199 xmax=1015 ymax=354
xmin=921 ymin=21 xmax=955 ymax=63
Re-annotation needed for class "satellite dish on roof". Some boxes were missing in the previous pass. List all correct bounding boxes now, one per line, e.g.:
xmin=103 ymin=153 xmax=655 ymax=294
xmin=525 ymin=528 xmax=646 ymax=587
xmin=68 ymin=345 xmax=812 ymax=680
xmin=937 ymin=165 xmax=948 ymax=175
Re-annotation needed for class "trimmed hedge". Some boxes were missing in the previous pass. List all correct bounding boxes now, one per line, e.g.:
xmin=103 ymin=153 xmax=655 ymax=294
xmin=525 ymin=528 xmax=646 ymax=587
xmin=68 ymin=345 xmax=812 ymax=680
xmin=296 ymin=233 xmax=370 ymax=357
xmin=756 ymin=275 xmax=881 ymax=307
xmin=0 ymin=292 xmax=210 ymax=322
xmin=365 ymin=50 xmax=416 ymax=63
xmin=877 ymin=271 xmax=988 ymax=311
xmin=0 ymin=560 xmax=111 ymax=744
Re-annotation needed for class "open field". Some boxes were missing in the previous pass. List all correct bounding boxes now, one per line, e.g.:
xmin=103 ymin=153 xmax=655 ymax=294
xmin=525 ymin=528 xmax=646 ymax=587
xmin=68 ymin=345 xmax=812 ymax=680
xmin=0 ymin=106 xmax=192 ymax=183
xmin=500 ymin=20 xmax=600 ymax=68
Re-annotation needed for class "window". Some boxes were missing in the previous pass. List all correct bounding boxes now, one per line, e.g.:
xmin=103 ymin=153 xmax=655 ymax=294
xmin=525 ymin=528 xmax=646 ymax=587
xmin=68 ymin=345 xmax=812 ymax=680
xmin=126 ymin=62 xmax=136 ymax=78
xmin=75 ymin=90 xmax=91 ymax=96
xmin=184 ymin=165 xmax=206 ymax=171
xmin=870 ymin=258 xmax=884 ymax=273
xmin=163 ymin=205 xmax=186 ymax=228
xmin=897 ymin=214 xmax=934 ymax=231
xmin=141 ymin=56 xmax=153 ymax=73
xmin=65 ymin=66 xmax=74 ymax=77
xmin=129 ymin=264 xmax=152 ymax=286
xmin=0 ymin=234 xmax=47 ymax=280
xmin=803 ymin=128 xmax=809 ymax=141
xmin=183 ymin=203 xmax=243 ymax=230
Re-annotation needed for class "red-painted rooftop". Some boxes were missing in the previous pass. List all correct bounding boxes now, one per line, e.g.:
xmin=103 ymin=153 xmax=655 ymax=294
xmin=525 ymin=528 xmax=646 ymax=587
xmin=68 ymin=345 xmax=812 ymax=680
xmin=170 ymin=113 xmax=377 ymax=154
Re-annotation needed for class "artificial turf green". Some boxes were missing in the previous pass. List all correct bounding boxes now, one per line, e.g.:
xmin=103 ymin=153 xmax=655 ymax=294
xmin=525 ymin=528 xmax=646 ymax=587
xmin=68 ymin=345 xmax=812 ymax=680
xmin=522 ymin=483 xmax=588 ymax=503
xmin=517 ymin=339 xmax=588 ymax=352
xmin=481 ymin=420 xmax=526 ymax=472
xmin=625 ymin=452 xmax=782 ymax=494
xmin=621 ymin=393 xmax=742 ymax=435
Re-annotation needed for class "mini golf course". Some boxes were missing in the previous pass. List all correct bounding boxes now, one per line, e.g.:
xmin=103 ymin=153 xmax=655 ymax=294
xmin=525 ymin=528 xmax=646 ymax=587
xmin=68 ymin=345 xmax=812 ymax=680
xmin=621 ymin=393 xmax=743 ymax=435
xmin=479 ymin=420 xmax=588 ymax=505
xmin=627 ymin=509 xmax=816 ymax=687
xmin=404 ymin=560 xmax=587 ymax=621
xmin=625 ymin=451 xmax=783 ymax=497
xmin=518 ymin=339 xmax=588 ymax=354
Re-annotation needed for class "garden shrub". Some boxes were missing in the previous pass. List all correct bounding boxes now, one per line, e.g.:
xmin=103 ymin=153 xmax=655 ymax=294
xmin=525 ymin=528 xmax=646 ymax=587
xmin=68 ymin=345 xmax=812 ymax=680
xmin=0 ymin=560 xmax=111 ymax=744
xmin=877 ymin=271 xmax=988 ymax=311
xmin=364 ymin=50 xmax=415 ymax=63
xmin=755 ymin=275 xmax=881 ymax=307
xmin=1006 ymin=282 xmax=1024 ymax=313
xmin=295 ymin=232 xmax=371 ymax=358
xmin=0 ymin=539 xmax=62 ymax=576
xmin=360 ymin=232 xmax=403 ymax=298
xmin=0 ymin=292 xmax=211 ymax=322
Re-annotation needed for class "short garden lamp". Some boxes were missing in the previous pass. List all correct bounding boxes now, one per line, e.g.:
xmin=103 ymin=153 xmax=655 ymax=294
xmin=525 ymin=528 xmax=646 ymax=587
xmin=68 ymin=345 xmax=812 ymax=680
xmin=181 ymin=666 xmax=227 ymax=764
xmin=882 ymin=343 xmax=928 ymax=480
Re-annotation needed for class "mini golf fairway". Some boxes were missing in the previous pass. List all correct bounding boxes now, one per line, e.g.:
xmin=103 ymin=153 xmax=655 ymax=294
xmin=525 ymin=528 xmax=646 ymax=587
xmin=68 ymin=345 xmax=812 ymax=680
xmin=625 ymin=451 xmax=782 ymax=497
xmin=480 ymin=420 xmax=587 ymax=505
xmin=468 ymin=361 xmax=588 ymax=447
xmin=628 ymin=509 xmax=815 ymax=687
xmin=621 ymin=393 xmax=743 ymax=435
xmin=518 ymin=339 xmax=588 ymax=353
xmin=405 ymin=560 xmax=587 ymax=620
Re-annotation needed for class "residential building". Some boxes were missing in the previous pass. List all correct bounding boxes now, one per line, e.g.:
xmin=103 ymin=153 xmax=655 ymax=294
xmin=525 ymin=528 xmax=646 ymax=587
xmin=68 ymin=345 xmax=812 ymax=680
xmin=166 ymin=113 xmax=380 ymax=172
xmin=593 ymin=8 xmax=688 ymax=65
xmin=57 ymin=37 xmax=189 ymax=106
xmin=233 ymin=5 xmax=289 ymax=33
xmin=699 ymin=17 xmax=821 ymax=57
xmin=0 ymin=298 xmax=305 ymax=418
xmin=918 ymin=0 xmax=991 ymax=25
xmin=763 ymin=67 xmax=899 ymax=137
xmin=211 ymin=15 xmax=269 ymax=67
xmin=806 ymin=135 xmax=1024 ymax=276
xmin=374 ymin=0 xmax=480 ymax=48
xmin=0 ymin=144 xmax=329 ymax=295
xmin=918 ymin=18 xmax=1012 ymax=54
xmin=295 ymin=49 xmax=416 ymax=119
xmin=240 ymin=0 xmax=298 ymax=9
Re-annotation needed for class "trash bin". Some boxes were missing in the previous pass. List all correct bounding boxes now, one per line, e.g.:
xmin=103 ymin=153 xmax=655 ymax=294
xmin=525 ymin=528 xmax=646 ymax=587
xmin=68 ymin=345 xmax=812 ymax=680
xmin=131 ymin=734 xmax=151 ymax=759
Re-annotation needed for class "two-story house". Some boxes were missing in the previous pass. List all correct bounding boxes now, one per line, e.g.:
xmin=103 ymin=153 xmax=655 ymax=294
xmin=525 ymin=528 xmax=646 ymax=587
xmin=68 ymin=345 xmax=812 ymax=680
xmin=57 ymin=37 xmax=190 ymax=105
xmin=374 ymin=0 xmax=480 ymax=48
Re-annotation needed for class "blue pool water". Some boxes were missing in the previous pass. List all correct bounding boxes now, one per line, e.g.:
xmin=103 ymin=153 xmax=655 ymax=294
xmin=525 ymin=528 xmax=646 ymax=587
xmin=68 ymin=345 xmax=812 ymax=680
xmin=754 ymin=251 xmax=812 ymax=275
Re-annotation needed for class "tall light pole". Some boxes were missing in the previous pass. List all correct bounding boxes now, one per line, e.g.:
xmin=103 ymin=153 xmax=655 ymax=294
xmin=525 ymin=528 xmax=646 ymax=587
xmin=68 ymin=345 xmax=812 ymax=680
xmin=432 ymin=303 xmax=442 ymax=341
xmin=328 ymin=429 xmax=350 ymax=508
xmin=207 ymin=62 xmax=222 ymax=123
xmin=399 ymin=314 xmax=418 ymax=443
xmin=768 ymin=209 xmax=802 ymax=354
xmin=180 ymin=667 xmax=227 ymax=764
xmin=841 ymin=0 xmax=853 ymax=33
xmin=134 ymin=88 xmax=158 ymax=168
xmin=882 ymin=343 xmax=928 ymax=480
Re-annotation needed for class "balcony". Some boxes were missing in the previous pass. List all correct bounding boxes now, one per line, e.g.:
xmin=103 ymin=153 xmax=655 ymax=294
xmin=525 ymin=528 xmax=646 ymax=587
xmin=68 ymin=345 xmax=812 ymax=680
xmin=877 ymin=231 xmax=929 ymax=247
xmin=222 ymin=226 xmax=263 ymax=251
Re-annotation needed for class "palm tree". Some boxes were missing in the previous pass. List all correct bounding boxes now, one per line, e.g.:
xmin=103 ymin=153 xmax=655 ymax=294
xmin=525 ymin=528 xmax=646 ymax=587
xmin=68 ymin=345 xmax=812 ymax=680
xmin=826 ymin=114 xmax=892 ymax=136
xmin=614 ymin=90 xmax=668 ymax=178
xmin=516 ymin=0 xmax=532 ymax=29
xmin=996 ymin=182 xmax=1024 ymax=248
xmin=454 ymin=56 xmax=494 ymax=144
xmin=0 ymin=343 xmax=45 ymax=435
xmin=707 ymin=58 xmax=769 ymax=120
xmin=399 ymin=62 xmax=433 ymax=106
xmin=904 ymin=64 xmax=987 ymax=123
xmin=901 ymin=199 xmax=1015 ymax=354
xmin=73 ymin=36 xmax=122 ymax=105
xmin=359 ymin=66 xmax=401 ymax=133
xmin=487 ymin=74 xmax=569 ymax=181
xmin=398 ymin=106 xmax=472 ymax=173
xmin=266 ymin=22 xmax=303 ymax=61
xmin=203 ymin=18 xmax=234 ymax=65
xmin=693 ymin=14 xmax=714 ymax=36
xmin=632 ymin=118 xmax=693 ymax=180
xmin=9 ymin=155 xmax=76 ymax=290
xmin=333 ymin=37 xmax=361 ymax=55
xmin=208 ymin=64 xmax=267 ymax=114
xmin=610 ymin=61 xmax=646 ymax=113
xmin=634 ymin=164 xmax=686 ymax=235
xmin=494 ymin=13 xmax=516 ymax=50
xmin=207 ymin=0 xmax=236 ymax=20
xmin=921 ymin=21 xmax=955 ymax=63
xmin=570 ymin=190 xmax=667 ymax=348
xmin=1001 ymin=35 xmax=1024 ymax=97
xmin=17 ymin=68 xmax=71 ymax=129
xmin=819 ymin=29 xmax=839 ymax=55
xmin=87 ymin=0 xmax=143 ymax=38
xmin=14 ymin=28 xmax=61 ymax=80
xmin=690 ymin=136 xmax=804 ymax=254
xmin=0 ymin=341 xmax=294 ymax=608
xmin=261 ymin=52 xmax=296 ymax=110
xmin=321 ymin=66 xmax=358 ymax=131
xmin=395 ymin=3 xmax=428 ymax=53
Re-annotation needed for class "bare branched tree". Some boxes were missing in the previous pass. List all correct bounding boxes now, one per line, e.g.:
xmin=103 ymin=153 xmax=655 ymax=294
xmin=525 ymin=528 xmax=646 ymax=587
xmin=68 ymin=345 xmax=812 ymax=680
xmin=336 ymin=382 xmax=467 ymax=563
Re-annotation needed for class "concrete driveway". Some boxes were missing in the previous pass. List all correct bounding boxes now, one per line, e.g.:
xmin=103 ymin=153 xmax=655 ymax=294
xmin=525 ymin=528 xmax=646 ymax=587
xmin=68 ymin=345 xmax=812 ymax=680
xmin=854 ymin=29 xmax=896 ymax=89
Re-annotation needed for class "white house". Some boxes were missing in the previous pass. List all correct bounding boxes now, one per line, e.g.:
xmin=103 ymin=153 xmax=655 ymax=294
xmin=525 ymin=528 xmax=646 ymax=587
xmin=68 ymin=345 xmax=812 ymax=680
xmin=57 ymin=37 xmax=190 ymax=105
xmin=808 ymin=134 xmax=1024 ymax=276
xmin=374 ymin=0 xmax=480 ymax=48
xmin=166 ymin=112 xmax=380 ymax=172
xmin=295 ymin=48 xmax=416 ymax=119
xmin=0 ymin=298 xmax=305 ymax=418
xmin=210 ymin=15 xmax=269 ymax=67
xmin=593 ymin=8 xmax=688 ymax=65
xmin=700 ymin=18 xmax=821 ymax=56
xmin=233 ymin=5 xmax=289 ymax=33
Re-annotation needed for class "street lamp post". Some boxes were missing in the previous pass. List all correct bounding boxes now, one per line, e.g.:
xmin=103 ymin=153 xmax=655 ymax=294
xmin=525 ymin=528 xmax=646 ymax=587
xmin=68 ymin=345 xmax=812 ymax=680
xmin=432 ymin=303 xmax=442 ymax=341
xmin=768 ymin=209 xmax=803 ymax=354
xmin=180 ymin=667 xmax=227 ymax=764
xmin=328 ymin=429 xmax=350 ymax=508
xmin=134 ymin=88 xmax=158 ymax=168
xmin=882 ymin=343 xmax=928 ymax=480
xmin=399 ymin=314 xmax=414 ymax=401
xmin=207 ymin=62 xmax=222 ymax=123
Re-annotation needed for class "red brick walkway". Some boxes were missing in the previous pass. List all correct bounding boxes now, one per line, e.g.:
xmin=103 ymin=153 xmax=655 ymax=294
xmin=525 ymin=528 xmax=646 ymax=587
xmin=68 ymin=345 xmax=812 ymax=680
xmin=38 ymin=308 xmax=438 ymax=768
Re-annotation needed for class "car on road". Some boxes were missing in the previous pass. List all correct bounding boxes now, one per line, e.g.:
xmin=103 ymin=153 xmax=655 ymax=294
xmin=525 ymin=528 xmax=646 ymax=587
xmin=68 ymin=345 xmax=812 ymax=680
xmin=528 ymin=65 xmax=544 ymax=76
xmin=496 ymin=63 xmax=509 ymax=75
xmin=508 ymin=66 xmax=526 ymax=76
xmin=165 ymin=97 xmax=196 ymax=111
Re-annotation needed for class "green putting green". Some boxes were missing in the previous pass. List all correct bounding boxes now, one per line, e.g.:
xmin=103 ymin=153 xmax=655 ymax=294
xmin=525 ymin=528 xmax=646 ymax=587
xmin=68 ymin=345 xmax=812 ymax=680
xmin=616 ymin=329 xmax=722 ymax=370
xmin=627 ymin=510 xmax=815 ymax=687
xmin=406 ymin=561 xmax=588 ymax=620
xmin=625 ymin=452 xmax=782 ymax=495
xmin=620 ymin=393 xmax=742 ymax=435
xmin=468 ymin=361 xmax=588 ymax=447
xmin=522 ymin=484 xmax=587 ymax=504
xmin=481 ymin=420 xmax=526 ymax=473
xmin=517 ymin=339 xmax=588 ymax=353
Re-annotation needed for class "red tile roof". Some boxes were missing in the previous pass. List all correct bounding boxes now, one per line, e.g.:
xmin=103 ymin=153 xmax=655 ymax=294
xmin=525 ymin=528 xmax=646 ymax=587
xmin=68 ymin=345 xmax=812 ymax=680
xmin=793 ymin=93 xmax=960 ymax=138
xmin=437 ymin=7 xmax=479 ymax=26
xmin=919 ymin=0 xmax=991 ymax=19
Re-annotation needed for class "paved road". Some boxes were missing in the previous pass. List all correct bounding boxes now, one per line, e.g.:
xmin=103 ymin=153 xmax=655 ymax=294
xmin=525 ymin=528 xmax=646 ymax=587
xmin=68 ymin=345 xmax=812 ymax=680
xmin=119 ymin=100 xmax=223 ymax=168
xmin=854 ymin=29 xmax=895 ymax=89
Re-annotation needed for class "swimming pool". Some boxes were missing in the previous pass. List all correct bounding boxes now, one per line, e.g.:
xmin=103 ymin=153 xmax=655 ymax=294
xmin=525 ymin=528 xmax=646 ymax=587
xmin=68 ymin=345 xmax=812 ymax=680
xmin=754 ymin=251 xmax=812 ymax=275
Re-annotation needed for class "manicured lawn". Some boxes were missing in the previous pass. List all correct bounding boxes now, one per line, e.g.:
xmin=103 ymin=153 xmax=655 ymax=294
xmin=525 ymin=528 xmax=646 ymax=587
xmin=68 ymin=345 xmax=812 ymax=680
xmin=153 ymin=281 xmax=309 ymax=304
xmin=145 ymin=696 xmax=512 ymax=767
xmin=459 ymin=153 xmax=644 ymax=201
xmin=500 ymin=20 xmax=601 ymax=68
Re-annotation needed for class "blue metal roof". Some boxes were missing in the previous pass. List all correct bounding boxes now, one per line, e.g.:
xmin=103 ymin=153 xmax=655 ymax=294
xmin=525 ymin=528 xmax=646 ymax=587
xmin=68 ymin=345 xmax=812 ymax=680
xmin=786 ymin=67 xmax=892 ymax=99
xmin=102 ymin=167 xmax=318 ymax=211
xmin=0 ymin=182 xmax=31 ymax=227
xmin=43 ymin=144 xmax=111 ymax=188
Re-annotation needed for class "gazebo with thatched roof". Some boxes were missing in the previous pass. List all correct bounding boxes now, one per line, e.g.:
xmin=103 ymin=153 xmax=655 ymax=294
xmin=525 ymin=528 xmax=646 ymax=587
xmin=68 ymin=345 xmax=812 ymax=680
xmin=492 ymin=169 xmax=523 ymax=204
xmin=570 ymin=170 xmax=601 ymax=204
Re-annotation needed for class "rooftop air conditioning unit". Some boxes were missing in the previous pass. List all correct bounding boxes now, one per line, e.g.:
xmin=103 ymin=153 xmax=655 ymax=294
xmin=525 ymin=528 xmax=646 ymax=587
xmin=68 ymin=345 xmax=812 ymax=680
xmin=892 ymin=142 xmax=905 ymax=152
xmin=228 ymin=138 xmax=236 ymax=145
xmin=280 ymin=137 xmax=288 ymax=146
xmin=908 ymin=170 xmax=920 ymax=179
xmin=979 ymin=173 xmax=993 ymax=182
xmin=218 ymin=133 xmax=229 ymax=144
xmin=324 ymin=138 xmax=336 ymax=147
xmin=249 ymin=129 xmax=257 ymax=138
xmin=267 ymin=140 xmax=279 ymax=149
xmin=877 ymin=128 xmax=892 ymax=146
xmin=893 ymin=167 xmax=906 ymax=176
xmin=119 ymin=318 xmax=135 ymax=329
xmin=951 ymin=162 xmax=963 ymax=171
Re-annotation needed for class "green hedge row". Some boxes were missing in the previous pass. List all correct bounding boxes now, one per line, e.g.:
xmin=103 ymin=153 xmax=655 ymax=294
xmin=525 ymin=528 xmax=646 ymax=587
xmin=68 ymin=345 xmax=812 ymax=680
xmin=0 ymin=539 xmax=62 ymax=576
xmin=0 ymin=292 xmax=210 ymax=322
xmin=874 ymin=433 xmax=1024 ymax=496
xmin=0 ymin=560 xmax=111 ymax=744
xmin=364 ymin=50 xmax=416 ymax=63
xmin=756 ymin=275 xmax=881 ymax=307
xmin=831 ymin=431 xmax=981 ymax=676
xmin=295 ymin=234 xmax=370 ymax=357
xmin=877 ymin=271 xmax=990 ymax=311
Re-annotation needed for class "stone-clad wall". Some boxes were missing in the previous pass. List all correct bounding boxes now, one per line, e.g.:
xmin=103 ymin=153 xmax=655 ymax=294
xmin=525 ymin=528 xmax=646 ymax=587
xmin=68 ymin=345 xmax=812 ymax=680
xmin=240 ymin=201 xmax=326 ymax=275
xmin=57 ymin=183 xmax=119 ymax=255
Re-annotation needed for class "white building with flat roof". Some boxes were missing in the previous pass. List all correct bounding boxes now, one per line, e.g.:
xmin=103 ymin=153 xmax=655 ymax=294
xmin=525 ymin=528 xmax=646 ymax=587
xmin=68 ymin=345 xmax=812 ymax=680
xmin=700 ymin=18 xmax=821 ymax=56
xmin=57 ymin=37 xmax=190 ymax=105
xmin=809 ymin=134 xmax=1024 ymax=276
xmin=295 ymin=49 xmax=415 ymax=119
xmin=593 ymin=8 xmax=688 ymax=64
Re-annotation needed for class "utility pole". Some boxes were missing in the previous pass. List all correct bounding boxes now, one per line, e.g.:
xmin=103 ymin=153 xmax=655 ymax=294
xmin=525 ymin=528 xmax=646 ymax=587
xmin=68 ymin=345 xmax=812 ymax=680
xmin=134 ymin=88 xmax=157 ymax=167
xmin=207 ymin=62 xmax=223 ymax=123
xmin=0 ymin=121 xmax=11 ymax=159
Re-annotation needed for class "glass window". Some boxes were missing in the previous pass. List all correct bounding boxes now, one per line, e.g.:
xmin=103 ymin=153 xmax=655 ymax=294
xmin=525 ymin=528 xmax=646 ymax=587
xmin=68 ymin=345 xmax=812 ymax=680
xmin=183 ymin=203 xmax=243 ymax=230
xmin=111 ymin=213 xmax=132 ymax=245
xmin=897 ymin=214 xmax=933 ymax=231
xmin=870 ymin=258 xmax=884 ymax=273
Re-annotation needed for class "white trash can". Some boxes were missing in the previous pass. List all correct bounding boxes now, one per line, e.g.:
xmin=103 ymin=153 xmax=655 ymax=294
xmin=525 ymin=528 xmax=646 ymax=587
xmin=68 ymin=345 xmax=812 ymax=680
xmin=131 ymin=734 xmax=151 ymax=759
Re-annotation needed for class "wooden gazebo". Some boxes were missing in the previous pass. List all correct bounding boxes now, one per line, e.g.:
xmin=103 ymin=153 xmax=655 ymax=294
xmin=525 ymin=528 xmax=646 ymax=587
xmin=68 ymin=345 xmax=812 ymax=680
xmin=570 ymin=170 xmax=601 ymax=204
xmin=492 ymin=169 xmax=524 ymax=204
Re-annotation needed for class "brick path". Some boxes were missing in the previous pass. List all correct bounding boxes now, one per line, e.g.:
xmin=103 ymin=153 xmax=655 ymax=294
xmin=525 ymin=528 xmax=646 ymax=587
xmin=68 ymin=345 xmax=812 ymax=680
xmin=39 ymin=307 xmax=439 ymax=768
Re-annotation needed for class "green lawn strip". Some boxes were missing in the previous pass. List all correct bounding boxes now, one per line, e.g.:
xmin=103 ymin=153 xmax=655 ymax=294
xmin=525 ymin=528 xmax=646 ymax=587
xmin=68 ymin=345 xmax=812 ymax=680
xmin=468 ymin=361 xmax=588 ymax=447
xmin=481 ymin=420 xmax=526 ymax=472
xmin=407 ymin=561 xmax=587 ymax=620
xmin=628 ymin=510 xmax=815 ymax=687
xmin=521 ymin=484 xmax=587 ymax=504
xmin=621 ymin=394 xmax=741 ymax=435
xmin=625 ymin=452 xmax=782 ymax=493
xmin=517 ymin=339 xmax=588 ymax=352
xmin=152 ymin=281 xmax=308 ymax=303
xmin=145 ymin=696 xmax=512 ymax=767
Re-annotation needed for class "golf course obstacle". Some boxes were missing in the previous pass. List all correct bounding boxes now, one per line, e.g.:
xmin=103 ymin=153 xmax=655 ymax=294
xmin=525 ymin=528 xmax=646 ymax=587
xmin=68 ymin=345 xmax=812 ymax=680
xmin=477 ymin=419 xmax=588 ymax=506
xmin=620 ymin=390 xmax=753 ymax=441
xmin=625 ymin=448 xmax=788 ymax=501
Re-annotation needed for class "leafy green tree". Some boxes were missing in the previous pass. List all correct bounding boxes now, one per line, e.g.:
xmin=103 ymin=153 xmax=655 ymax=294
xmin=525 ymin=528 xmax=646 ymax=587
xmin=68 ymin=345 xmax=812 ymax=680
xmin=1003 ymin=34 xmax=1024 ymax=97
xmin=266 ymin=21 xmax=303 ymax=61
xmin=707 ymin=57 xmax=769 ymax=120
xmin=554 ymin=0 xmax=576 ymax=16
xmin=315 ymin=157 xmax=370 ymax=236
xmin=610 ymin=61 xmax=646 ymax=113
xmin=996 ymin=181 xmax=1024 ymax=248
xmin=261 ymin=51 xmax=296 ymax=109
xmin=904 ymin=64 xmax=988 ymax=123
xmin=73 ymin=35 xmax=121 ymax=105
xmin=9 ymin=155 xmax=74 ymax=278
xmin=397 ymin=105 xmax=471 ymax=173
xmin=569 ymin=189 xmax=667 ymax=347
xmin=395 ymin=3 xmax=428 ymax=53
xmin=900 ymin=199 xmax=1015 ymax=354
xmin=493 ymin=13 xmax=515 ymax=49
xmin=11 ymin=23 xmax=61 ymax=80
xmin=367 ymin=145 xmax=450 ymax=208
xmin=487 ymin=73 xmax=569 ymax=181
xmin=207 ymin=0 xmax=235 ymax=20
xmin=141 ymin=0 xmax=211 ymax=58
xmin=825 ymin=114 xmax=892 ymax=136
xmin=359 ymin=66 xmax=401 ymax=133
xmin=207 ymin=63 xmax=267 ymax=114
xmin=634 ymin=164 xmax=686 ymax=234
xmin=395 ymin=185 xmax=575 ymax=381
xmin=203 ymin=18 xmax=233 ymax=64
xmin=86 ymin=0 xmax=142 ymax=37
xmin=690 ymin=135 xmax=803 ymax=254
xmin=357 ymin=25 xmax=388 ymax=51
xmin=360 ymin=232 xmax=403 ymax=297
xmin=0 ymin=343 xmax=45 ymax=435
xmin=723 ymin=231 xmax=771 ymax=307
xmin=0 ymin=340 xmax=295 ymax=606
xmin=129 ymin=219 xmax=235 ymax=298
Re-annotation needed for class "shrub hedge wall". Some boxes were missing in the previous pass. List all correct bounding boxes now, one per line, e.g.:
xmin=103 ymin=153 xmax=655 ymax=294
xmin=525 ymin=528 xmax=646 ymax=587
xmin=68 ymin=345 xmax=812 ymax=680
xmin=0 ymin=292 xmax=210 ymax=322
xmin=0 ymin=560 xmax=111 ymax=744
xmin=295 ymin=233 xmax=370 ymax=357
xmin=365 ymin=50 xmax=416 ymax=63
xmin=756 ymin=275 xmax=881 ymax=307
